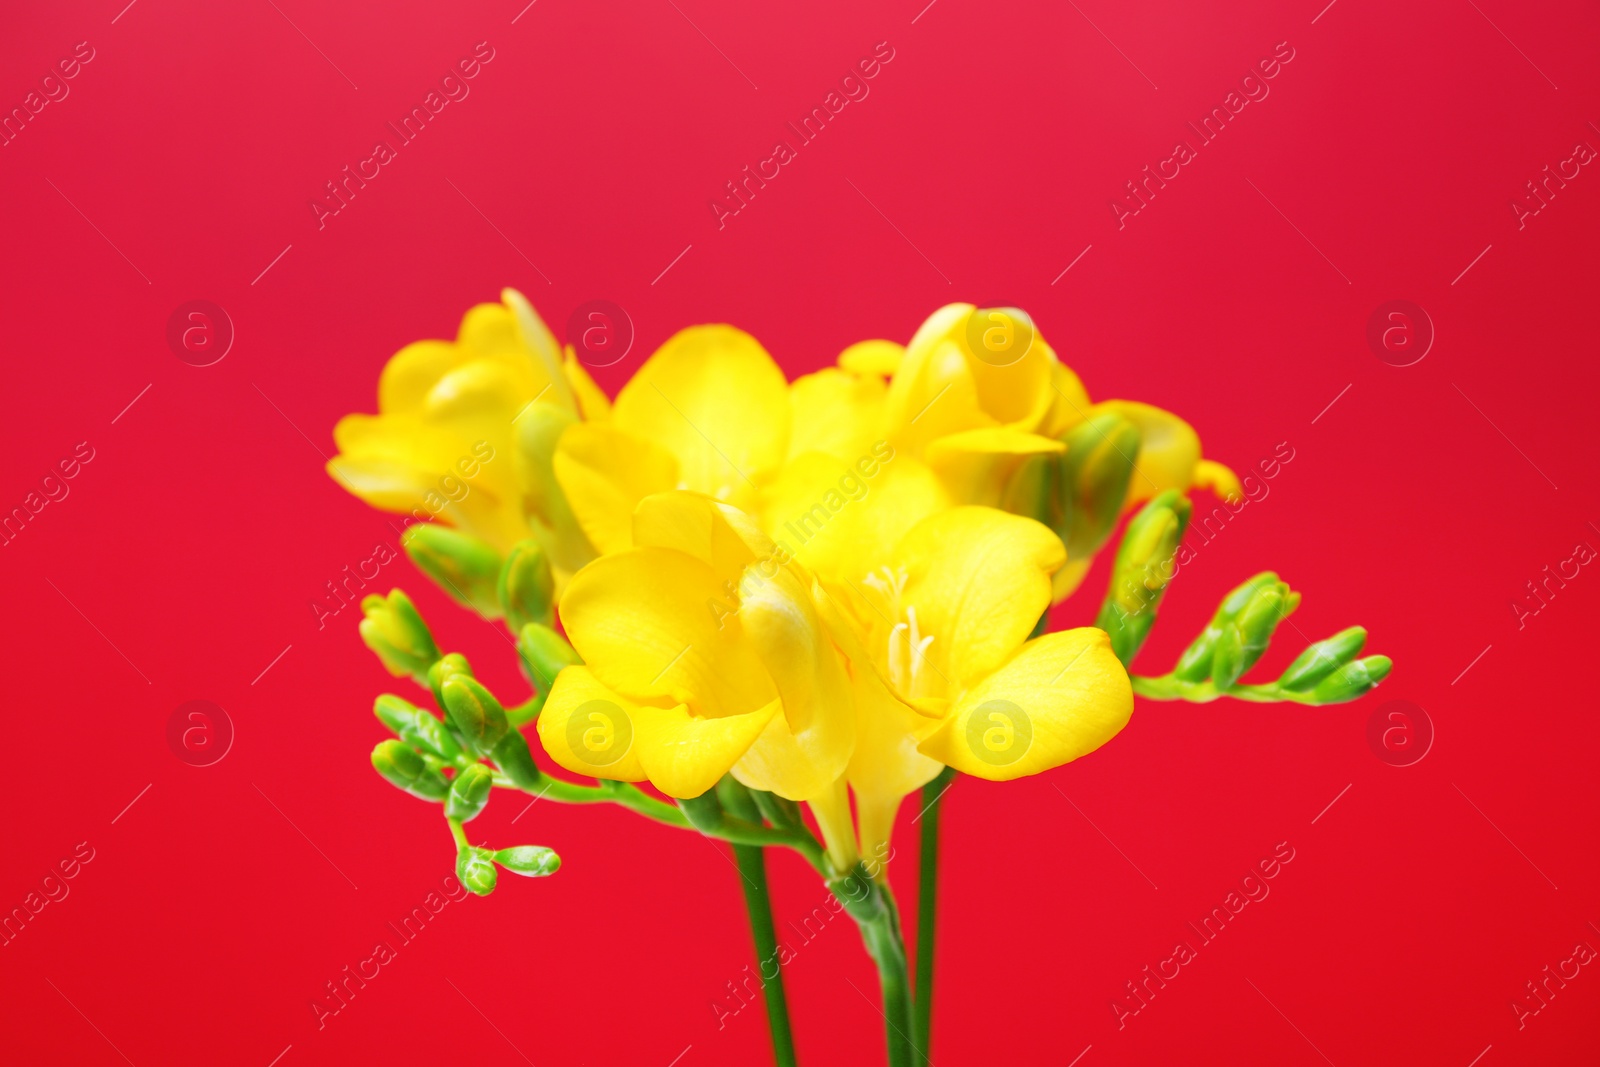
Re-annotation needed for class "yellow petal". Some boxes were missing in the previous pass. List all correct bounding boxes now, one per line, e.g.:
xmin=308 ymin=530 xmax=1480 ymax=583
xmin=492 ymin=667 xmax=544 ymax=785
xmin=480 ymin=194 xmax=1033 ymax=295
xmin=759 ymin=451 xmax=948 ymax=583
xmin=883 ymin=307 xmax=990 ymax=455
xmin=1092 ymin=400 xmax=1201 ymax=509
xmin=787 ymin=368 xmax=887 ymax=463
xmin=896 ymin=506 xmax=1065 ymax=689
xmin=918 ymin=628 xmax=1132 ymax=781
xmin=632 ymin=490 xmax=772 ymax=590
xmin=924 ymin=427 xmax=1063 ymax=509
xmin=956 ymin=309 xmax=1056 ymax=433
xmin=613 ymin=325 xmax=789 ymax=501
xmin=553 ymin=423 xmax=679 ymax=555
xmin=838 ymin=339 xmax=905 ymax=378
xmin=846 ymin=659 xmax=943 ymax=825
xmin=378 ymin=340 xmax=461 ymax=414
xmin=1040 ymin=360 xmax=1092 ymax=438
xmin=537 ymin=666 xmax=778 ymax=797
xmin=513 ymin=403 xmax=595 ymax=580
xmin=535 ymin=666 xmax=650 ymax=782
xmin=563 ymin=348 xmax=613 ymax=422
xmin=731 ymin=569 xmax=854 ymax=799
xmin=559 ymin=547 xmax=775 ymax=716
xmin=502 ymin=288 xmax=578 ymax=415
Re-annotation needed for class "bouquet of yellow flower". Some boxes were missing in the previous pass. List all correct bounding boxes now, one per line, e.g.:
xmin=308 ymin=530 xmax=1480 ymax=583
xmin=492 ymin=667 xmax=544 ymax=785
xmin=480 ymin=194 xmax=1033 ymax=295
xmin=329 ymin=291 xmax=1389 ymax=1066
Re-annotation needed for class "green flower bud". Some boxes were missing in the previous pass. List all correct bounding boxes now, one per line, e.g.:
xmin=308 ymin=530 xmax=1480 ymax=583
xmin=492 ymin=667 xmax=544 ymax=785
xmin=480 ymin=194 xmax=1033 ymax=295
xmin=1094 ymin=490 xmax=1190 ymax=665
xmin=445 ymin=764 xmax=495 ymax=822
xmin=427 ymin=653 xmax=474 ymax=714
xmin=441 ymin=675 xmax=509 ymax=758
xmin=371 ymin=740 xmax=448 ymax=801
xmin=374 ymin=693 xmax=417 ymax=735
xmin=999 ymin=452 xmax=1065 ymax=539
xmin=401 ymin=524 xmax=504 ymax=619
xmin=374 ymin=694 xmax=463 ymax=762
xmin=1277 ymin=627 xmax=1368 ymax=692
xmin=1211 ymin=577 xmax=1298 ymax=691
xmin=490 ymin=729 xmax=544 ymax=790
xmin=1171 ymin=572 xmax=1278 ymax=683
xmin=359 ymin=590 xmax=441 ymax=680
xmin=1309 ymin=655 xmax=1392 ymax=703
xmin=494 ymin=845 xmax=561 ymax=878
xmin=456 ymin=846 xmax=499 ymax=896
xmin=517 ymin=623 xmax=582 ymax=692
xmin=498 ymin=540 xmax=555 ymax=632
xmin=1061 ymin=413 xmax=1141 ymax=559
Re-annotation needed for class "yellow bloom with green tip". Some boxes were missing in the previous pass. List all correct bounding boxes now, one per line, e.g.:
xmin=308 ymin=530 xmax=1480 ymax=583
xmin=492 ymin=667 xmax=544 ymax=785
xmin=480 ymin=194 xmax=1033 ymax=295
xmin=327 ymin=289 xmax=604 ymax=585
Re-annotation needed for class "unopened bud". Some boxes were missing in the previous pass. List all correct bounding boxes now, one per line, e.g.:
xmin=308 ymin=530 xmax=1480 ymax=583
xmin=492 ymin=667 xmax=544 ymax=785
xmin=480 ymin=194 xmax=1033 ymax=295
xmin=402 ymin=525 xmax=503 ymax=619
xmin=1277 ymin=627 xmax=1368 ymax=692
xmin=498 ymin=540 xmax=555 ymax=632
xmin=441 ymin=675 xmax=509 ymax=758
xmin=1211 ymin=577 xmax=1298 ymax=690
xmin=518 ymin=623 xmax=582 ymax=691
xmin=1094 ymin=490 xmax=1190 ymax=665
xmin=371 ymin=739 xmax=448 ymax=801
xmin=445 ymin=763 xmax=495 ymax=822
xmin=1061 ymin=413 xmax=1141 ymax=558
xmin=457 ymin=846 xmax=499 ymax=896
xmin=427 ymin=653 xmax=474 ymax=714
xmin=1309 ymin=655 xmax=1391 ymax=703
xmin=358 ymin=590 xmax=441 ymax=680
xmin=494 ymin=845 xmax=561 ymax=878
xmin=490 ymin=729 xmax=544 ymax=789
xmin=1172 ymin=571 xmax=1277 ymax=683
xmin=374 ymin=694 xmax=462 ymax=762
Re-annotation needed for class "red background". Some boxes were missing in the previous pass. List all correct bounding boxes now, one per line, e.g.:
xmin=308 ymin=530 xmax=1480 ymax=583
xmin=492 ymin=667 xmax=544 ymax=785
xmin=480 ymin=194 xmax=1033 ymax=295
xmin=3 ymin=0 xmax=1597 ymax=1063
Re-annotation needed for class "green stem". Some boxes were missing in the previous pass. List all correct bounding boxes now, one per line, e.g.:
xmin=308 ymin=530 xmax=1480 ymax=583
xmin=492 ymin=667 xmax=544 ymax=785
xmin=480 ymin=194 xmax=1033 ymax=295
xmin=731 ymin=843 xmax=798 ymax=1067
xmin=831 ymin=867 xmax=915 ymax=1067
xmin=489 ymin=772 xmax=826 ymax=867
xmin=913 ymin=768 xmax=956 ymax=1061
xmin=1131 ymin=673 xmax=1319 ymax=704
xmin=719 ymin=781 xmax=799 ymax=1067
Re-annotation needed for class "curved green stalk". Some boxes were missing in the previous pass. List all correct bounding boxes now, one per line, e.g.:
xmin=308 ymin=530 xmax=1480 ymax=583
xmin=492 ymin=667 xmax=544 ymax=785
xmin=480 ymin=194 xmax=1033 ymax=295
xmin=720 ymin=780 xmax=799 ymax=1067
xmin=913 ymin=768 xmax=956 ymax=1060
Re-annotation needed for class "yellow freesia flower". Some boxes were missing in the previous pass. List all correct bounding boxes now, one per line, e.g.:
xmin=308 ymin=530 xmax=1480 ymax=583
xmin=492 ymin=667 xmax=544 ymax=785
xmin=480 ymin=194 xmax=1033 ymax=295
xmin=553 ymin=325 xmax=791 ymax=556
xmin=327 ymin=289 xmax=605 ymax=584
xmin=536 ymin=491 xmax=1131 ymax=873
xmin=536 ymin=491 xmax=859 ymax=868
xmin=780 ymin=304 xmax=1241 ymax=599
xmin=815 ymin=505 xmax=1132 ymax=863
